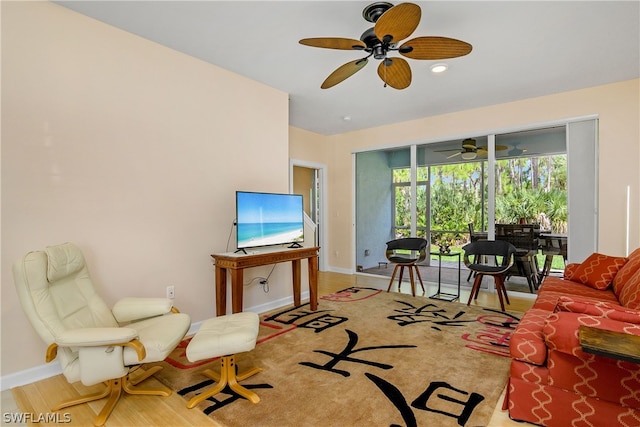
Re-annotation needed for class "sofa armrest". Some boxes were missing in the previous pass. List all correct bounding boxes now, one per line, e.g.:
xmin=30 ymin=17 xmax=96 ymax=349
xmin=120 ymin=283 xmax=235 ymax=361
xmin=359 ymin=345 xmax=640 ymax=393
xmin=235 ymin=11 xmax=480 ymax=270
xmin=112 ymin=297 xmax=174 ymax=323
xmin=543 ymin=312 xmax=640 ymax=360
xmin=554 ymin=295 xmax=640 ymax=323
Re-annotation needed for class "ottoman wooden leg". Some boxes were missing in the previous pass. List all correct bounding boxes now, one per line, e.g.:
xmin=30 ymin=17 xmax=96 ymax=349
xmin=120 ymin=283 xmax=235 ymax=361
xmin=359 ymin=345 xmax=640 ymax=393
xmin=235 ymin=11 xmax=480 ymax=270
xmin=186 ymin=355 xmax=262 ymax=408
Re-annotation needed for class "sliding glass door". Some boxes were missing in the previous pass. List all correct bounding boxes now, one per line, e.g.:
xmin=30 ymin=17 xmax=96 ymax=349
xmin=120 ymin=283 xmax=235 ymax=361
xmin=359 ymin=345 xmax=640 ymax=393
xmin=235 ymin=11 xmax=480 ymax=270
xmin=354 ymin=120 xmax=596 ymax=282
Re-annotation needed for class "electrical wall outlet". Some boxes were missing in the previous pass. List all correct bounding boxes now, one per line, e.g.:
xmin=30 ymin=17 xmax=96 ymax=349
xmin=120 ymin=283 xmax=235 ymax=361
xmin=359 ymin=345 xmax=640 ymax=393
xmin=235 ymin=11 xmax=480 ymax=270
xmin=166 ymin=285 xmax=175 ymax=299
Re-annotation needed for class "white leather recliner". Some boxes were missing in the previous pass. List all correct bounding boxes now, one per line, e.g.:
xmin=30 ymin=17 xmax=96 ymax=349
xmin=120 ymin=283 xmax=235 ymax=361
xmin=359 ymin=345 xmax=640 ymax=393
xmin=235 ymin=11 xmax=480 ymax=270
xmin=12 ymin=242 xmax=191 ymax=426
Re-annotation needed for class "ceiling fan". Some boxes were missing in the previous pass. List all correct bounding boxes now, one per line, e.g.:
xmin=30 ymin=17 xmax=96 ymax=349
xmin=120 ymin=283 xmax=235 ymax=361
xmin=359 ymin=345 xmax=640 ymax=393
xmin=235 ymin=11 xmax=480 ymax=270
xmin=299 ymin=2 xmax=472 ymax=89
xmin=508 ymin=147 xmax=528 ymax=156
xmin=435 ymin=138 xmax=508 ymax=160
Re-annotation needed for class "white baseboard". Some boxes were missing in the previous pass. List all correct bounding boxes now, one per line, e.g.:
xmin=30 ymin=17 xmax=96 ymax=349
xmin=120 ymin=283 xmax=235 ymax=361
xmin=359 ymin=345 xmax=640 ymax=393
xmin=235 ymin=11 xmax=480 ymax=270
xmin=326 ymin=266 xmax=352 ymax=274
xmin=0 ymin=292 xmax=309 ymax=391
xmin=246 ymin=291 xmax=310 ymax=315
xmin=1 ymin=361 xmax=62 ymax=391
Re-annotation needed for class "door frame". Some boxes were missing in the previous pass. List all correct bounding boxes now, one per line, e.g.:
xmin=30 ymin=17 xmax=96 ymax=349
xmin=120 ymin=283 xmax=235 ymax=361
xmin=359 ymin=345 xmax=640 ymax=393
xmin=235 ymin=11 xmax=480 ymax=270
xmin=290 ymin=159 xmax=328 ymax=271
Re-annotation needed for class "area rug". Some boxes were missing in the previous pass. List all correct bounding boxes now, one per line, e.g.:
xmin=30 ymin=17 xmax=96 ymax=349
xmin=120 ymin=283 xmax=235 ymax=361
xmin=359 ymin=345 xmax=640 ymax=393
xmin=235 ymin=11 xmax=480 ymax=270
xmin=144 ymin=287 xmax=521 ymax=427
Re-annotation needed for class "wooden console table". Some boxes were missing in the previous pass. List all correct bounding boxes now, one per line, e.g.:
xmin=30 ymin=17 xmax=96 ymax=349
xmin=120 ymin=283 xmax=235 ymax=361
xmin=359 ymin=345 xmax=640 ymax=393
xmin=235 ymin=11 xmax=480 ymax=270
xmin=211 ymin=246 xmax=319 ymax=316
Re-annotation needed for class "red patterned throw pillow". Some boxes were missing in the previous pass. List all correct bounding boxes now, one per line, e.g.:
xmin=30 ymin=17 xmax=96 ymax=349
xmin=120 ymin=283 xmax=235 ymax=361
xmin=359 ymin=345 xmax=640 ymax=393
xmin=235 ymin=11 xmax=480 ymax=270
xmin=617 ymin=268 xmax=640 ymax=310
xmin=570 ymin=253 xmax=628 ymax=290
xmin=613 ymin=248 xmax=640 ymax=295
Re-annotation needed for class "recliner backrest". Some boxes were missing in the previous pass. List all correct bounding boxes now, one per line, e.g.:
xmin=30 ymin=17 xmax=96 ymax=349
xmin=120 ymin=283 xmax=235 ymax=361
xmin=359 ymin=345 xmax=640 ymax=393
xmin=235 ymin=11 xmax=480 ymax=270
xmin=13 ymin=243 xmax=118 ymax=380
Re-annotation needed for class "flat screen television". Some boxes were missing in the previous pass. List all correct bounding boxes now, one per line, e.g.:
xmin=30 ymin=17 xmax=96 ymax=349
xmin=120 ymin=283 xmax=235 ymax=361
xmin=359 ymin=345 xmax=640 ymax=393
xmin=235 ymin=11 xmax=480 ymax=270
xmin=236 ymin=191 xmax=304 ymax=250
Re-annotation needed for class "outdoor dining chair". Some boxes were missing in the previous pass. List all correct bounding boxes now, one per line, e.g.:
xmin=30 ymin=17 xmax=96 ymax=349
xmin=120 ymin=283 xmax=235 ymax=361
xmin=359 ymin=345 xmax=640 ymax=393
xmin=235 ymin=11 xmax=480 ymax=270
xmin=463 ymin=240 xmax=517 ymax=311
xmin=385 ymin=237 xmax=428 ymax=297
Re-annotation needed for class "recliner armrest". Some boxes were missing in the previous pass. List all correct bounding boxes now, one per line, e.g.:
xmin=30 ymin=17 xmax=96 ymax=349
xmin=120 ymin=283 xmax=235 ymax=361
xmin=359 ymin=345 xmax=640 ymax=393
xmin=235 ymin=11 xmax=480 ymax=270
xmin=112 ymin=297 xmax=174 ymax=323
xmin=56 ymin=327 xmax=138 ymax=347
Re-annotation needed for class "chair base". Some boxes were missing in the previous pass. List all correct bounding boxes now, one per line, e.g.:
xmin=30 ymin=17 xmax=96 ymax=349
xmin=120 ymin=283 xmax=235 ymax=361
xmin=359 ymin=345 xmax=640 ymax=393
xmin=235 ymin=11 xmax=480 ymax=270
xmin=386 ymin=264 xmax=425 ymax=297
xmin=52 ymin=366 xmax=169 ymax=427
xmin=186 ymin=354 xmax=262 ymax=409
xmin=467 ymin=273 xmax=510 ymax=311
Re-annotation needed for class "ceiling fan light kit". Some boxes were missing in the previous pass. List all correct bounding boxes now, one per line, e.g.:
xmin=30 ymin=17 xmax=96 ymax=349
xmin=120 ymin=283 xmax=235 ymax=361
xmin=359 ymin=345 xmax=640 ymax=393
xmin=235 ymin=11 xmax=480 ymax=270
xmin=461 ymin=149 xmax=477 ymax=160
xmin=299 ymin=2 xmax=472 ymax=89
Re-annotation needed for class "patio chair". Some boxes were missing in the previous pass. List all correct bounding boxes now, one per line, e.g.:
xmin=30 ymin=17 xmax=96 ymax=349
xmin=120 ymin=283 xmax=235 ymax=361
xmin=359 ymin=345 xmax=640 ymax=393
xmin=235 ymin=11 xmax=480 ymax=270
xmin=463 ymin=240 xmax=517 ymax=311
xmin=385 ymin=237 xmax=428 ymax=297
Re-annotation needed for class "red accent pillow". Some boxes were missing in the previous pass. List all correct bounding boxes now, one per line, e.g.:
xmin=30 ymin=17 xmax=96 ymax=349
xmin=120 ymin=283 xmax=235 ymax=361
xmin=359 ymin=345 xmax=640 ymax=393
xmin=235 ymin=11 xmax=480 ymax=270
xmin=568 ymin=253 xmax=628 ymax=290
xmin=613 ymin=247 xmax=640 ymax=296
xmin=563 ymin=263 xmax=579 ymax=279
xmin=617 ymin=267 xmax=640 ymax=310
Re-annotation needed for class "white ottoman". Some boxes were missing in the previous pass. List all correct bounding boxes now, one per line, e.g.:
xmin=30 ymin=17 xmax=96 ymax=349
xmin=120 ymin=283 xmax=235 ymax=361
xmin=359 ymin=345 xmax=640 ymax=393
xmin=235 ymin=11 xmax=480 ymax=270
xmin=185 ymin=312 xmax=262 ymax=408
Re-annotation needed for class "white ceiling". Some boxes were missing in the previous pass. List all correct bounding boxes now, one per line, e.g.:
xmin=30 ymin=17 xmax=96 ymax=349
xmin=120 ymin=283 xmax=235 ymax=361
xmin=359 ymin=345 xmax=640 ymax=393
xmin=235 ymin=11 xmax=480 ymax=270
xmin=56 ymin=1 xmax=640 ymax=136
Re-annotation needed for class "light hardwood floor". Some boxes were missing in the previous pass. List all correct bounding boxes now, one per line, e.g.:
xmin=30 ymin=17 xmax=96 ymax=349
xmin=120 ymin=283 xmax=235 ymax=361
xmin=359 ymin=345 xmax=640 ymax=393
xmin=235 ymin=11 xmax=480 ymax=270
xmin=5 ymin=271 xmax=535 ymax=426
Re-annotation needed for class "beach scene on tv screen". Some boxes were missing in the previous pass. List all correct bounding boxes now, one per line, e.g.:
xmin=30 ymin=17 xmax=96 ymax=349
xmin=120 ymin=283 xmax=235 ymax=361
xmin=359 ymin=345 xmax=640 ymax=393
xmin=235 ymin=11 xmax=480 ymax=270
xmin=237 ymin=193 xmax=304 ymax=248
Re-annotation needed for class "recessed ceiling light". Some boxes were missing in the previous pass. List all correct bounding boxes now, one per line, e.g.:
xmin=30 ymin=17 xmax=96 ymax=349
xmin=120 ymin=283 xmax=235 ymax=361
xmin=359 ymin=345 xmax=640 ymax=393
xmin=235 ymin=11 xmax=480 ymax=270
xmin=343 ymin=116 xmax=352 ymax=121
xmin=430 ymin=63 xmax=448 ymax=73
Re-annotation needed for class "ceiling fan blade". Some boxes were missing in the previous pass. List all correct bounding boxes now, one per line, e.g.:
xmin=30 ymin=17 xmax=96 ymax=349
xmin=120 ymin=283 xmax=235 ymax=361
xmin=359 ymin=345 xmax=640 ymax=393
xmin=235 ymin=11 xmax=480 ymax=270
xmin=434 ymin=148 xmax=460 ymax=153
xmin=374 ymin=3 xmax=421 ymax=44
xmin=321 ymin=58 xmax=368 ymax=89
xmin=299 ymin=37 xmax=366 ymax=50
xmin=447 ymin=152 xmax=462 ymax=159
xmin=377 ymin=57 xmax=411 ymax=90
xmin=477 ymin=144 xmax=509 ymax=151
xmin=400 ymin=36 xmax=472 ymax=60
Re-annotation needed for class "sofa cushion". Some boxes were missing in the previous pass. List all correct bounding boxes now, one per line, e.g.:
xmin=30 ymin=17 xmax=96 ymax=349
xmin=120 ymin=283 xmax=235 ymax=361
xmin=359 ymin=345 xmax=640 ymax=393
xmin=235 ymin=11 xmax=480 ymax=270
xmin=566 ymin=252 xmax=628 ymax=290
xmin=536 ymin=276 xmax=620 ymax=310
xmin=613 ymin=248 xmax=640 ymax=296
xmin=616 ymin=268 xmax=640 ymax=310
xmin=554 ymin=295 xmax=640 ymax=324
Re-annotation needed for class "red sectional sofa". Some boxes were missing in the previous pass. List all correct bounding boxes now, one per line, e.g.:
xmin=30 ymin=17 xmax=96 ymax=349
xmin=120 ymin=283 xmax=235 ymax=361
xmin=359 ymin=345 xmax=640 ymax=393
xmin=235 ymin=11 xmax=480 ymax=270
xmin=506 ymin=248 xmax=640 ymax=426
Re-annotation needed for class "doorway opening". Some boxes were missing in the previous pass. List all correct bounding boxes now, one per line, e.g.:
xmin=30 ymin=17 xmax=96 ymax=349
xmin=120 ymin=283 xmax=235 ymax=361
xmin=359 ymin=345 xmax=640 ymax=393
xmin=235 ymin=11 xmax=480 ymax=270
xmin=290 ymin=159 xmax=327 ymax=271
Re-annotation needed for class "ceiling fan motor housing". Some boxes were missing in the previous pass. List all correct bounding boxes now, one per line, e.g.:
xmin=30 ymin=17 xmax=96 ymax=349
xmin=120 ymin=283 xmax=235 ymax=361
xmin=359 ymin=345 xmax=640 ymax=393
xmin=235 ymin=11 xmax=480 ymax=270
xmin=462 ymin=138 xmax=477 ymax=149
xmin=360 ymin=27 xmax=380 ymax=47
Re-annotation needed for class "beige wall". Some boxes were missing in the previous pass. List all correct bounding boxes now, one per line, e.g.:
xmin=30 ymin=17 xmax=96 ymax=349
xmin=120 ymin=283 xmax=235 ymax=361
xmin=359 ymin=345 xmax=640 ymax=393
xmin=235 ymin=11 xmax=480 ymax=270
xmin=290 ymin=79 xmax=640 ymax=271
xmin=1 ymin=2 xmax=290 ymax=377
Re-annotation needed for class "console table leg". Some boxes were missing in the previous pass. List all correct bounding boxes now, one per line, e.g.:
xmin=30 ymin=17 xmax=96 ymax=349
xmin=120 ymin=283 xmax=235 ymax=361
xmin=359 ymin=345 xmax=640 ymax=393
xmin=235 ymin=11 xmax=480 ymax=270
xmin=292 ymin=259 xmax=301 ymax=307
xmin=308 ymin=256 xmax=318 ymax=311
xmin=231 ymin=269 xmax=244 ymax=314
xmin=215 ymin=266 xmax=227 ymax=316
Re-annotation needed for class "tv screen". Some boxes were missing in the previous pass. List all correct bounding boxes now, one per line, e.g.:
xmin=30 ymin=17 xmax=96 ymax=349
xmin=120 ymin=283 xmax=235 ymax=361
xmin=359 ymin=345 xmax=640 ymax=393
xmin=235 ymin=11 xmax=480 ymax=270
xmin=236 ymin=191 xmax=304 ymax=250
